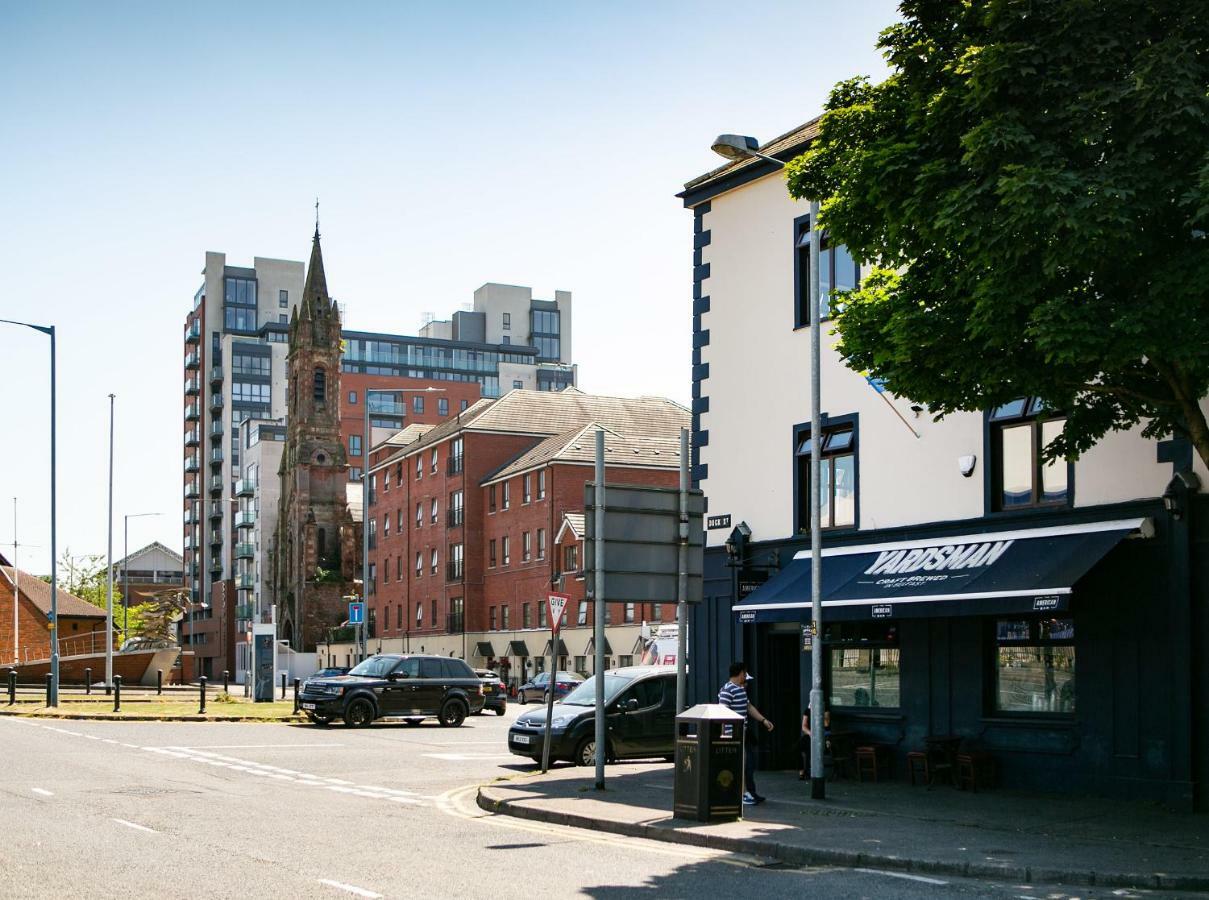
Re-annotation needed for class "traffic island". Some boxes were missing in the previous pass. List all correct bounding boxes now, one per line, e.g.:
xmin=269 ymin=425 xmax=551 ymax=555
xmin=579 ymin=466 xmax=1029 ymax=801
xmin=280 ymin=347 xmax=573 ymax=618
xmin=477 ymin=764 xmax=1209 ymax=893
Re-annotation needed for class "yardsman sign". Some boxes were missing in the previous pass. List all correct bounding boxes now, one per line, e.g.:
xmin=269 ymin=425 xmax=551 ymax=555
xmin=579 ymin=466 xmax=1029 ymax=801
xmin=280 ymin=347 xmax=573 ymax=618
xmin=864 ymin=541 xmax=1013 ymax=576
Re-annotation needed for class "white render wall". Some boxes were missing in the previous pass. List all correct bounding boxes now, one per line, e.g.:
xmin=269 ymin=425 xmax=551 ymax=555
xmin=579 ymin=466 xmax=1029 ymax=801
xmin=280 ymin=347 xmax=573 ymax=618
xmin=696 ymin=172 xmax=1206 ymax=547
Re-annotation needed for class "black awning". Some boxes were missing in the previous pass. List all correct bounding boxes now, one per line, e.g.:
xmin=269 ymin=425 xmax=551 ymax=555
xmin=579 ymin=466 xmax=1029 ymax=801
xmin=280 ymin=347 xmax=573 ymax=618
xmin=734 ymin=518 xmax=1149 ymax=624
xmin=586 ymin=636 xmax=613 ymax=655
xmin=473 ymin=641 xmax=496 ymax=658
xmin=541 ymin=638 xmax=570 ymax=658
xmin=506 ymin=640 xmax=530 ymax=657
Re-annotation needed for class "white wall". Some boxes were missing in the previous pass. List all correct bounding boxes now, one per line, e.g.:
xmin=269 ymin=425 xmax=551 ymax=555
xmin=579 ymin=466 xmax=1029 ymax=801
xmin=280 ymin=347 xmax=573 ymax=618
xmin=696 ymin=172 xmax=1202 ymax=547
xmin=475 ymin=282 xmax=533 ymax=345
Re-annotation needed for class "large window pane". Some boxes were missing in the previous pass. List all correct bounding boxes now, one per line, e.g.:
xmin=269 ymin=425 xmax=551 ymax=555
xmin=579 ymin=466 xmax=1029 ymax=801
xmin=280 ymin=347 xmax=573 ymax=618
xmin=832 ymin=454 xmax=856 ymax=527
xmin=1040 ymin=419 xmax=1068 ymax=503
xmin=1000 ymin=424 xmax=1033 ymax=507
xmin=833 ymin=243 xmax=857 ymax=293
xmin=996 ymin=645 xmax=1075 ymax=713
xmin=819 ymin=459 xmax=832 ymax=527
xmin=829 ymin=647 xmax=900 ymax=708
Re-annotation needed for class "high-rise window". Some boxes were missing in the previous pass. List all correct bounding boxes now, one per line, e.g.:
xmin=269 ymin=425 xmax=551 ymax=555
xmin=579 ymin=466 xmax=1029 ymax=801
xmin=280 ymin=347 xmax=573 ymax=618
xmin=349 ymin=435 xmax=362 ymax=457
xmin=522 ymin=531 xmax=531 ymax=562
xmin=279 ymin=289 xmax=289 ymax=309
xmin=990 ymin=399 xmax=1069 ymax=510
xmin=502 ymin=535 xmax=510 ymax=566
xmin=430 ymin=498 xmax=438 ymax=525
xmin=537 ymin=528 xmax=545 ymax=560
xmin=502 ymin=312 xmax=511 ymax=331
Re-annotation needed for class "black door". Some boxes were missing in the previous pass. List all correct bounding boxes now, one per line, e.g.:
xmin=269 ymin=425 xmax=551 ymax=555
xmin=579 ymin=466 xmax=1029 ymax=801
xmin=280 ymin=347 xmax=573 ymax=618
xmin=761 ymin=632 xmax=804 ymax=770
xmin=416 ymin=658 xmax=446 ymax=712
xmin=381 ymin=658 xmax=419 ymax=715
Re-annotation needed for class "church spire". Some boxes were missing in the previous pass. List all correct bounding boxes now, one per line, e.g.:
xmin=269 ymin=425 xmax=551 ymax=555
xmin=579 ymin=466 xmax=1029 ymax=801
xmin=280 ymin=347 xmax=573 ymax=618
xmin=301 ymin=221 xmax=329 ymax=317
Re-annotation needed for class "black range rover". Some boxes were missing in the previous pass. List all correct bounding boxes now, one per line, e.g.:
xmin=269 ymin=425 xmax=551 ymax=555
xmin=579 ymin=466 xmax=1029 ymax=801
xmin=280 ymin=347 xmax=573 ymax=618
xmin=300 ymin=654 xmax=485 ymax=727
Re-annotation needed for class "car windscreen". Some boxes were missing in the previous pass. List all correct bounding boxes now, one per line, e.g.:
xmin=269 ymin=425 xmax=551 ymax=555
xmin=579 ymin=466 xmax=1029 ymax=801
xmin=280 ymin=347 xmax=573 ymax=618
xmin=560 ymin=674 xmax=633 ymax=706
xmin=348 ymin=656 xmax=397 ymax=678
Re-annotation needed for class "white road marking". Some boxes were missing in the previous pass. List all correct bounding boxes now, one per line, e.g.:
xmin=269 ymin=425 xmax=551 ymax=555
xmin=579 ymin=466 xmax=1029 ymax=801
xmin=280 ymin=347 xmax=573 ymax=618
xmin=318 ymin=878 xmax=382 ymax=898
xmin=30 ymin=788 xmax=53 ymax=797
xmin=160 ymin=743 xmax=344 ymax=750
xmin=112 ymin=818 xmax=157 ymax=834
xmin=853 ymin=868 xmax=948 ymax=885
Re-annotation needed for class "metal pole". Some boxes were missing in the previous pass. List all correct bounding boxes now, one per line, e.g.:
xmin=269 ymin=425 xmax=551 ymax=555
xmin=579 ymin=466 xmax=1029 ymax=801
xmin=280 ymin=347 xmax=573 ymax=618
xmin=808 ymin=199 xmax=825 ymax=801
xmin=361 ymin=397 xmax=370 ymax=665
xmin=593 ymin=429 xmax=606 ymax=789
xmin=676 ymin=427 xmax=689 ymax=713
xmin=541 ymin=626 xmax=557 ymax=773
xmin=49 ymin=326 xmax=58 ymax=707
xmin=12 ymin=498 xmax=17 ymax=667
xmin=123 ymin=516 xmax=128 ymax=637
xmin=105 ymin=394 xmax=115 ymax=690
xmin=113 ymin=675 xmax=121 ymax=713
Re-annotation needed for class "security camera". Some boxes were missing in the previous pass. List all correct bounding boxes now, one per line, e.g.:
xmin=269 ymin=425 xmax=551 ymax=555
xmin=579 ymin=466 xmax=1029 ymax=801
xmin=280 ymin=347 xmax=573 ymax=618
xmin=959 ymin=455 xmax=977 ymax=478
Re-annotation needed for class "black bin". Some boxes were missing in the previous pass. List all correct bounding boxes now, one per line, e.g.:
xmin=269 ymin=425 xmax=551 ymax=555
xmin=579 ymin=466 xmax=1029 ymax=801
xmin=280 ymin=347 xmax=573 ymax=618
xmin=673 ymin=703 xmax=745 ymax=822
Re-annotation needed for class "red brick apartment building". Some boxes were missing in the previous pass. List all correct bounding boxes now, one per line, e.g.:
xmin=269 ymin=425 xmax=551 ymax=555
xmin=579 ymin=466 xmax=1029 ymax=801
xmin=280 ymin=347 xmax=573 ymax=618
xmin=318 ymin=389 xmax=689 ymax=690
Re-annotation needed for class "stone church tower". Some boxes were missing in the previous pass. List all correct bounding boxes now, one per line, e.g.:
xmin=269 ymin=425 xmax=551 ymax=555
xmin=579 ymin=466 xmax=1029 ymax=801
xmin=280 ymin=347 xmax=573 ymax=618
xmin=275 ymin=225 xmax=359 ymax=651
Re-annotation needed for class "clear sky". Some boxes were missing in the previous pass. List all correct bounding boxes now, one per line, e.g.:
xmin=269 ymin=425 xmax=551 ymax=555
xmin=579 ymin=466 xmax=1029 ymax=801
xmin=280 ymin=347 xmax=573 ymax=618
xmin=0 ymin=0 xmax=898 ymax=574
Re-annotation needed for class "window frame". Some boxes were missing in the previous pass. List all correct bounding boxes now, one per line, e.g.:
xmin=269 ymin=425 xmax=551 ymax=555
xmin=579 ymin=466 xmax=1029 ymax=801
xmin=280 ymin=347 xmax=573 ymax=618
xmin=792 ymin=214 xmax=860 ymax=329
xmin=793 ymin=413 xmax=859 ymax=534
xmin=986 ymin=400 xmax=1073 ymax=513
xmin=823 ymin=622 xmax=902 ymax=712
xmin=988 ymin=616 xmax=1076 ymax=718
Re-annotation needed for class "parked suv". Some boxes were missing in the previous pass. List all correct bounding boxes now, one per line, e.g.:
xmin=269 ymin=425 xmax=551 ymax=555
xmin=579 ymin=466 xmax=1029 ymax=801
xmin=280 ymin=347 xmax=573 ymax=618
xmin=508 ymin=666 xmax=676 ymax=766
xmin=517 ymin=671 xmax=583 ymax=704
xmin=299 ymin=654 xmax=485 ymax=727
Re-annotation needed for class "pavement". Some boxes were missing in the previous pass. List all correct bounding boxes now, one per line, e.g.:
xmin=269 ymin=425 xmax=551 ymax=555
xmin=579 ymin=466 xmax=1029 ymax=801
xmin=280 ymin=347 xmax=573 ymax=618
xmin=478 ymin=762 xmax=1209 ymax=894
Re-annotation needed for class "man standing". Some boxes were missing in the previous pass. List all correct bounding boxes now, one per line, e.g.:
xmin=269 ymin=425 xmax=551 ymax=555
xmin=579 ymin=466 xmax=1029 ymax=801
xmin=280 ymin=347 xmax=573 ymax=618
xmin=718 ymin=661 xmax=773 ymax=806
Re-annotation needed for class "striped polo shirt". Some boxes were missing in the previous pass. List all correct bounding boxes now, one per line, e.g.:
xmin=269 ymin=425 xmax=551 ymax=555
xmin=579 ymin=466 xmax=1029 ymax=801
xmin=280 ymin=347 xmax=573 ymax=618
xmin=718 ymin=680 xmax=749 ymax=720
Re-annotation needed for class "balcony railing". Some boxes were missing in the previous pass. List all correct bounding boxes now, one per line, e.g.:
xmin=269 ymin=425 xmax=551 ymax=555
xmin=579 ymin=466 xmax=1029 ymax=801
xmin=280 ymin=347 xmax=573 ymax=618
xmin=210 ymin=448 xmax=224 ymax=465
xmin=209 ymin=394 xmax=224 ymax=410
xmin=209 ymin=366 xmax=224 ymax=385
xmin=210 ymin=420 xmax=224 ymax=436
xmin=235 ymin=511 xmax=255 ymax=528
xmin=209 ymin=476 xmax=224 ymax=494
xmin=184 ymin=535 xmax=196 ymax=551
xmin=184 ymin=378 xmax=200 ymax=395
xmin=184 ymin=351 xmax=200 ymax=369
xmin=235 ymin=602 xmax=254 ymax=619
xmin=446 ymin=561 xmax=464 ymax=582
xmin=209 ymin=501 xmax=224 ymax=519
xmin=184 ymin=457 xmax=200 ymax=473
xmin=209 ymin=530 xmax=223 ymax=545
xmin=447 ymin=455 xmax=464 ymax=475
xmin=185 ymin=321 xmax=200 ymax=343
xmin=447 ymin=507 xmax=464 ymax=527
xmin=235 ymin=542 xmax=255 ymax=559
xmin=184 ymin=482 xmax=200 ymax=499
xmin=446 ymin=613 xmax=465 ymax=634
xmin=184 ymin=429 xmax=200 ymax=446
xmin=184 ymin=509 xmax=198 ymax=525
xmin=237 ymin=574 xmax=255 ymax=590
xmin=184 ymin=403 xmax=200 ymax=421
xmin=235 ymin=479 xmax=255 ymax=497
xmin=210 ymin=557 xmax=223 ymax=572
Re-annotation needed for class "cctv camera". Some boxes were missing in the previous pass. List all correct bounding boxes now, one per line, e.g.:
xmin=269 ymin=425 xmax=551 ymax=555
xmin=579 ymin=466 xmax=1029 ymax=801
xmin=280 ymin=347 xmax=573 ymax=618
xmin=959 ymin=455 xmax=977 ymax=478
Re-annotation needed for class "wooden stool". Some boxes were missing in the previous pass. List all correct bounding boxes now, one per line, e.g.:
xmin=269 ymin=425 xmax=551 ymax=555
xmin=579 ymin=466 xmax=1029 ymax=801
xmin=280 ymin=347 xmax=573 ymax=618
xmin=955 ymin=752 xmax=995 ymax=792
xmin=907 ymin=750 xmax=930 ymax=786
xmin=855 ymin=745 xmax=880 ymax=782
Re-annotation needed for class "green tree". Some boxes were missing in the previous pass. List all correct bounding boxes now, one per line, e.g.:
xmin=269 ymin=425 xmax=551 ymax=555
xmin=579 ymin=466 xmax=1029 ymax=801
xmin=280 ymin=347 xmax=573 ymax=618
xmin=786 ymin=0 xmax=1209 ymax=466
xmin=53 ymin=549 xmax=150 ymax=640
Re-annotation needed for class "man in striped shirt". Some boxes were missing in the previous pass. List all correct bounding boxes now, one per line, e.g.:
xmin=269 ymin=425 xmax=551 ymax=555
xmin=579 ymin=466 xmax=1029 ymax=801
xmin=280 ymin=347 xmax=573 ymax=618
xmin=719 ymin=661 xmax=774 ymax=805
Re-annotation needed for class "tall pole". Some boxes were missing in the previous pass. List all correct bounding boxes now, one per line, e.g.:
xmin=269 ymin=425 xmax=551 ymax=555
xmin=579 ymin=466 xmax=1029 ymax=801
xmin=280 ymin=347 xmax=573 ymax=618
xmin=105 ymin=394 xmax=115 ymax=689
xmin=361 ymin=397 xmax=370 ymax=664
xmin=808 ymin=199 xmax=825 ymax=800
xmin=123 ymin=517 xmax=129 ymax=636
xmin=593 ymin=429 xmax=606 ymax=789
xmin=49 ymin=326 xmax=58 ymax=706
xmin=676 ymin=427 xmax=688 ymax=713
xmin=12 ymin=498 xmax=18 ymax=666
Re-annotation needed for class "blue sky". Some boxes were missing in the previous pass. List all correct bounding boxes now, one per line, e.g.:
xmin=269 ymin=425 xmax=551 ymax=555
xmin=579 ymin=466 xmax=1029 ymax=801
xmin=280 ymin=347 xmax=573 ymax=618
xmin=0 ymin=1 xmax=897 ymax=573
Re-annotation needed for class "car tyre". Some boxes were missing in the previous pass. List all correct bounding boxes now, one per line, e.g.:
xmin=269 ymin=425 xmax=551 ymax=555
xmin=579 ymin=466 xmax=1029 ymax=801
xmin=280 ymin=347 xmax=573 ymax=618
xmin=342 ymin=697 xmax=375 ymax=728
xmin=438 ymin=699 xmax=467 ymax=728
xmin=574 ymin=735 xmax=608 ymax=767
xmin=495 ymin=706 xmax=507 ymax=716
xmin=518 ymin=691 xmax=527 ymax=705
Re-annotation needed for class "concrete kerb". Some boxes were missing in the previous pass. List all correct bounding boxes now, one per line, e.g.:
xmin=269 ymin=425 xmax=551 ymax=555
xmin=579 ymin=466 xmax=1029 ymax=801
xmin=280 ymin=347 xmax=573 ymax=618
xmin=475 ymin=783 xmax=1209 ymax=894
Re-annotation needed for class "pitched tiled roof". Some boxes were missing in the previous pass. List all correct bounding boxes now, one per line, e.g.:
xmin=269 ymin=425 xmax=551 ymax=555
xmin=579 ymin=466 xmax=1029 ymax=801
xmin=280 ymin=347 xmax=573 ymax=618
xmin=680 ymin=117 xmax=822 ymax=197
xmin=482 ymin=420 xmax=686 ymax=485
xmin=112 ymin=541 xmax=184 ymax=568
xmin=369 ymin=390 xmax=689 ymax=473
xmin=0 ymin=566 xmax=106 ymax=619
xmin=560 ymin=512 xmax=586 ymax=540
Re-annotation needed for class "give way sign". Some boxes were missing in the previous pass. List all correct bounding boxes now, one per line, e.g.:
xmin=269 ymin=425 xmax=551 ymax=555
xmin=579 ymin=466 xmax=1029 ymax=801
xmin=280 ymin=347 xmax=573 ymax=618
xmin=547 ymin=592 xmax=570 ymax=633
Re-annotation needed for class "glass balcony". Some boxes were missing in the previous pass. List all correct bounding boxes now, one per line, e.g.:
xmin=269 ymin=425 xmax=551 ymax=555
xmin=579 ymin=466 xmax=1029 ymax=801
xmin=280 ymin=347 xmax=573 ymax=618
xmin=235 ymin=511 xmax=256 ymax=528
xmin=184 ymin=429 xmax=200 ymax=446
xmin=184 ymin=403 xmax=200 ymax=421
xmin=184 ymin=482 xmax=200 ymax=499
xmin=210 ymin=448 xmax=224 ymax=465
xmin=185 ymin=321 xmax=200 ymax=343
xmin=184 ymin=535 xmax=196 ymax=551
xmin=209 ymin=529 xmax=223 ymax=545
xmin=209 ymin=394 xmax=224 ymax=410
xmin=235 ymin=479 xmax=256 ymax=497
xmin=209 ymin=366 xmax=224 ymax=385
xmin=235 ymin=603 xmax=254 ymax=619
xmin=184 ymin=457 xmax=200 ymax=473
xmin=184 ymin=351 xmax=200 ymax=369
xmin=235 ymin=542 xmax=255 ymax=559
xmin=209 ymin=476 xmax=223 ymax=494
xmin=184 ymin=509 xmax=198 ymax=525
xmin=237 ymin=574 xmax=255 ymax=590
xmin=209 ymin=557 xmax=222 ymax=572
xmin=184 ymin=378 xmax=200 ymax=396
xmin=210 ymin=420 xmax=224 ymax=437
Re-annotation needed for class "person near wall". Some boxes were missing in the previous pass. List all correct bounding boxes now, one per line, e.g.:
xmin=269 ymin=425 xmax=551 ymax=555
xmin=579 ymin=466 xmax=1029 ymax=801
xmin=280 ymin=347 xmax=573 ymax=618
xmin=800 ymin=704 xmax=831 ymax=780
xmin=718 ymin=661 xmax=774 ymax=806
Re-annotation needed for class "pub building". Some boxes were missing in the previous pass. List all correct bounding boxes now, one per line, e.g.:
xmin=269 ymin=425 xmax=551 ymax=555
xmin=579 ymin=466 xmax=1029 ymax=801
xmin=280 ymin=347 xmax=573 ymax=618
xmin=678 ymin=119 xmax=1209 ymax=811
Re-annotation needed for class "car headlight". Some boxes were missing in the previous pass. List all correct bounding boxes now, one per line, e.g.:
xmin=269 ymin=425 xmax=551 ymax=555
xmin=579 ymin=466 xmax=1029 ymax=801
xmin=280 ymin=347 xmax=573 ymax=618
xmin=318 ymin=683 xmax=344 ymax=695
xmin=550 ymin=716 xmax=576 ymax=730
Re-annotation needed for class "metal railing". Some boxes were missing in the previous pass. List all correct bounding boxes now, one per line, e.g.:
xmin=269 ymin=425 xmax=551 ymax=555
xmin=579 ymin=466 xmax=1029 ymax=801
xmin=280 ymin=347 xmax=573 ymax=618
xmin=185 ymin=321 xmax=200 ymax=343
xmin=447 ymin=506 xmax=464 ymax=527
xmin=447 ymin=455 xmax=464 ymax=475
xmin=446 ymin=560 xmax=464 ymax=582
xmin=184 ymin=378 xmax=200 ymax=395
xmin=185 ymin=403 xmax=200 ymax=420
xmin=184 ymin=352 xmax=200 ymax=369
xmin=235 ymin=511 xmax=255 ymax=528
xmin=235 ymin=479 xmax=255 ymax=496
xmin=185 ymin=429 xmax=200 ymax=446
xmin=235 ymin=542 xmax=255 ymax=559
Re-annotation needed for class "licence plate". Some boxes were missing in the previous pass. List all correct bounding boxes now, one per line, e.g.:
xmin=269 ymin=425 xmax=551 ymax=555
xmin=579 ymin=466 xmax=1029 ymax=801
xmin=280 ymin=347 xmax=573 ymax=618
xmin=302 ymin=703 xmax=316 ymax=710
xmin=513 ymin=734 xmax=531 ymax=745
xmin=483 ymin=686 xmax=493 ymax=692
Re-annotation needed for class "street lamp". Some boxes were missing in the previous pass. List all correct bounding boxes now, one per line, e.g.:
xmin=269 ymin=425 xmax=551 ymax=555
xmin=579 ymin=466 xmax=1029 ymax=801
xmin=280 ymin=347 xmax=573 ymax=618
xmin=712 ymin=134 xmax=826 ymax=800
xmin=360 ymin=387 xmax=443 ymax=663
xmin=1 ymin=319 xmax=57 ymax=705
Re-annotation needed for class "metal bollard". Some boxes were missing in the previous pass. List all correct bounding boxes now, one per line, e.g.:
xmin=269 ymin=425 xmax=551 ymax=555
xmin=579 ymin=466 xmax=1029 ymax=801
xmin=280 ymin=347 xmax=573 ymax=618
xmin=199 ymin=676 xmax=207 ymax=715
xmin=7 ymin=669 xmax=15 ymax=706
xmin=156 ymin=669 xmax=163 ymax=695
xmin=223 ymin=670 xmax=230 ymax=694
xmin=280 ymin=673 xmax=286 ymax=700
xmin=85 ymin=667 xmax=92 ymax=695
xmin=113 ymin=675 xmax=122 ymax=713
xmin=44 ymin=673 xmax=52 ymax=707
xmin=292 ymin=678 xmax=300 ymax=714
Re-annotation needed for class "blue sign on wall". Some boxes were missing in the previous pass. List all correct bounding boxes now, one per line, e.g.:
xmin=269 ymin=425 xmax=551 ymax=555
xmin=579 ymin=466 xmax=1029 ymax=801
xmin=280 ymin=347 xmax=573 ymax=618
xmin=348 ymin=601 xmax=364 ymax=625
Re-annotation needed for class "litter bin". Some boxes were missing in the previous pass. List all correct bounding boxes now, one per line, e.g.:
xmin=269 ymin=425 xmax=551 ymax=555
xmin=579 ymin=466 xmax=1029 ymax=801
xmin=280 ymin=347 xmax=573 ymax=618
xmin=673 ymin=703 xmax=745 ymax=822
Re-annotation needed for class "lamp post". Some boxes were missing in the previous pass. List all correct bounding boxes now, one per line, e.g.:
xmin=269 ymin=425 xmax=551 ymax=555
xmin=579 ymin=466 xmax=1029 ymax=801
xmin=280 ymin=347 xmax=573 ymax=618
xmin=1 ymin=319 xmax=57 ymax=705
xmin=361 ymin=387 xmax=442 ymax=663
xmin=106 ymin=394 xmax=115 ymax=690
xmin=122 ymin=513 xmax=162 ymax=636
xmin=712 ymin=134 xmax=826 ymax=799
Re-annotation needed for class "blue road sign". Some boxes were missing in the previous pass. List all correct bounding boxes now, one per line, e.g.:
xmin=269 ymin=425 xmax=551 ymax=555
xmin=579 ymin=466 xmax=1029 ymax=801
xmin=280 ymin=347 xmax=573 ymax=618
xmin=348 ymin=601 xmax=364 ymax=625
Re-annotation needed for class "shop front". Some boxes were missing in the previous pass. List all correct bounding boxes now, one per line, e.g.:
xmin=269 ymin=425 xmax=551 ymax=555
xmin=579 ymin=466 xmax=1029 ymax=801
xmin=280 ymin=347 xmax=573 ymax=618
xmin=714 ymin=503 xmax=1207 ymax=811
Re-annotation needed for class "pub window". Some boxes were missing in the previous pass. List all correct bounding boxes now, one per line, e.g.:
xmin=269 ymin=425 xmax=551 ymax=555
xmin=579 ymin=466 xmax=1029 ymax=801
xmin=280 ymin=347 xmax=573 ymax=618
xmin=990 ymin=399 xmax=1070 ymax=511
xmin=824 ymin=622 xmax=900 ymax=709
xmin=993 ymin=617 xmax=1075 ymax=714
xmin=794 ymin=219 xmax=859 ymax=328
xmin=795 ymin=424 xmax=856 ymax=532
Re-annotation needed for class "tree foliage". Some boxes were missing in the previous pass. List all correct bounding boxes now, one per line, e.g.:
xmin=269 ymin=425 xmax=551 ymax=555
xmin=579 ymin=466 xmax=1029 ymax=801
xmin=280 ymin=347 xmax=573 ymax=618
xmin=786 ymin=0 xmax=1209 ymax=466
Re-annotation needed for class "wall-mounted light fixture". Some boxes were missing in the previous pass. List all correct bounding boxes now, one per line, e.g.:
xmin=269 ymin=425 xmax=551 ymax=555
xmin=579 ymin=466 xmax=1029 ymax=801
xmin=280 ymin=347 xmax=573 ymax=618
xmin=1162 ymin=471 xmax=1201 ymax=520
xmin=959 ymin=455 xmax=977 ymax=478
